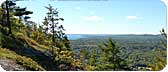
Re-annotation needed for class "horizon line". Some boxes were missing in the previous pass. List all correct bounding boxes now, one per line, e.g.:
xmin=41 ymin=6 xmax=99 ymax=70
xmin=66 ymin=33 xmax=161 ymax=35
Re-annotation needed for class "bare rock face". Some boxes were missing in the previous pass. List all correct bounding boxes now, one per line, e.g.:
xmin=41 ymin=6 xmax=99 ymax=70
xmin=58 ymin=64 xmax=70 ymax=71
xmin=0 ymin=58 xmax=27 ymax=71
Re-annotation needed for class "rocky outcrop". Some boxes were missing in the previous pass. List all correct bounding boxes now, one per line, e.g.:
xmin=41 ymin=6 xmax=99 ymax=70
xmin=0 ymin=58 xmax=27 ymax=71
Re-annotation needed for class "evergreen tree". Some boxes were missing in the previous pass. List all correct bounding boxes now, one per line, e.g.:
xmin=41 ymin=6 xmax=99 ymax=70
xmin=44 ymin=4 xmax=69 ymax=57
xmin=89 ymin=48 xmax=97 ymax=66
xmin=96 ymin=38 xmax=128 ymax=71
xmin=80 ymin=48 xmax=89 ymax=63
xmin=13 ymin=7 xmax=33 ymax=23
xmin=149 ymin=28 xmax=167 ymax=70
xmin=1 ymin=0 xmax=16 ymax=35
xmin=42 ymin=16 xmax=49 ymax=34
xmin=0 ymin=7 xmax=5 ymax=27
xmin=1 ymin=0 xmax=32 ymax=35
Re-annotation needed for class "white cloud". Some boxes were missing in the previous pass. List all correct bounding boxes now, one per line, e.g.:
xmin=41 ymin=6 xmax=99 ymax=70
xmin=74 ymin=7 xmax=81 ymax=10
xmin=83 ymin=16 xmax=104 ymax=21
xmin=126 ymin=16 xmax=137 ymax=19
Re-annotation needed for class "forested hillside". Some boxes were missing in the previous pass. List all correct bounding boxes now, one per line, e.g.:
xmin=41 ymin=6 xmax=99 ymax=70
xmin=70 ymin=34 xmax=166 ymax=70
xmin=0 ymin=0 xmax=167 ymax=71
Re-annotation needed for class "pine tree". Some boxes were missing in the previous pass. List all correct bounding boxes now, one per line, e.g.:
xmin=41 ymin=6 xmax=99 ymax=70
xmin=1 ymin=0 xmax=32 ymax=35
xmin=0 ymin=7 xmax=5 ymax=27
xmin=96 ymin=38 xmax=128 ymax=71
xmin=80 ymin=48 xmax=89 ymax=63
xmin=1 ymin=0 xmax=16 ymax=35
xmin=89 ymin=48 xmax=97 ymax=66
xmin=45 ymin=4 xmax=66 ymax=57
xmin=13 ymin=7 xmax=33 ymax=27
xmin=42 ymin=16 xmax=49 ymax=35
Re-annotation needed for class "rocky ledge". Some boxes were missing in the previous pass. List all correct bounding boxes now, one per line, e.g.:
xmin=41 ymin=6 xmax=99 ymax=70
xmin=0 ymin=58 xmax=27 ymax=71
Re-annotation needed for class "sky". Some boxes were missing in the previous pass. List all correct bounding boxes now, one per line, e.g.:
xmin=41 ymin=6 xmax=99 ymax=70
xmin=1 ymin=0 xmax=167 ymax=34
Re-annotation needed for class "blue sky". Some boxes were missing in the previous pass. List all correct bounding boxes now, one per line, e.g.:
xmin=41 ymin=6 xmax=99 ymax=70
xmin=9 ymin=0 xmax=167 ymax=34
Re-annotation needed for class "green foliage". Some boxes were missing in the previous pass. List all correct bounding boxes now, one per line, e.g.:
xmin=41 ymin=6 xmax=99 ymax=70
xmin=14 ymin=8 xmax=33 ymax=21
xmin=0 ymin=32 xmax=2 ymax=47
xmin=1 ymin=0 xmax=164 ymax=71
xmin=80 ymin=48 xmax=89 ymax=61
xmin=87 ymin=50 xmax=97 ymax=70
xmin=149 ymin=29 xmax=167 ymax=71
xmin=1 ymin=34 xmax=16 ymax=48
xmin=160 ymin=28 xmax=167 ymax=49
xmin=89 ymin=53 xmax=97 ymax=66
xmin=0 ymin=48 xmax=45 ymax=70
xmin=3 ymin=27 xmax=9 ymax=33
xmin=1 ymin=0 xmax=17 ymax=35
xmin=43 ymin=4 xmax=70 ymax=57
xmin=96 ymin=38 xmax=129 ymax=70
xmin=0 ymin=7 xmax=5 ymax=24
xmin=0 ymin=1 xmax=78 ymax=71
xmin=70 ymin=34 xmax=163 ymax=70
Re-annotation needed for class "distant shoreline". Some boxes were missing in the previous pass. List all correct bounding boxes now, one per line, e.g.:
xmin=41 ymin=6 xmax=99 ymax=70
xmin=67 ymin=34 xmax=161 ymax=40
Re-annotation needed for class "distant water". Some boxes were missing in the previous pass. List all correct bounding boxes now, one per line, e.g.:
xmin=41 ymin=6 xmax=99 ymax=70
xmin=67 ymin=34 xmax=85 ymax=40
xmin=67 ymin=34 xmax=111 ymax=40
xmin=67 ymin=34 xmax=161 ymax=40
